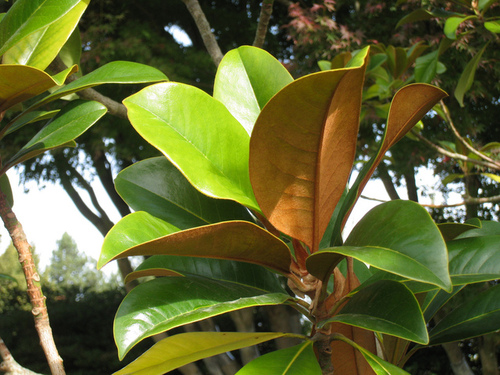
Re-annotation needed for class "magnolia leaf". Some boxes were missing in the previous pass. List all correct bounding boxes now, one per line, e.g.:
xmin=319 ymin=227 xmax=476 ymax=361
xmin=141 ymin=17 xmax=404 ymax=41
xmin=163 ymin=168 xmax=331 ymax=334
xmin=100 ymin=220 xmax=291 ymax=275
xmin=236 ymin=341 xmax=321 ymax=375
xmin=125 ymin=255 xmax=286 ymax=293
xmin=429 ymin=284 xmax=500 ymax=345
xmin=5 ymin=110 xmax=59 ymax=136
xmin=323 ymin=281 xmax=428 ymax=345
xmin=0 ymin=64 xmax=77 ymax=112
xmin=249 ymin=46 xmax=370 ymax=252
xmin=456 ymin=221 xmax=500 ymax=238
xmin=2 ymin=0 xmax=89 ymax=70
xmin=0 ymin=0 xmax=81 ymax=57
xmin=59 ymin=27 xmax=82 ymax=68
xmin=444 ymin=16 xmax=476 ymax=40
xmin=485 ymin=21 xmax=500 ymax=33
xmin=214 ymin=46 xmax=293 ymax=135
xmin=447 ymin=236 xmax=500 ymax=285
xmin=454 ymin=43 xmax=487 ymax=107
xmin=114 ymin=157 xmax=253 ymax=230
xmin=0 ymin=174 xmax=13 ymax=208
xmin=482 ymin=172 xmax=500 ymax=183
xmin=124 ymin=82 xmax=259 ymax=211
xmin=332 ymin=334 xmax=410 ymax=375
xmin=415 ymin=51 xmax=439 ymax=83
xmin=437 ymin=222 xmax=479 ymax=242
xmin=114 ymin=332 xmax=299 ymax=375
xmin=114 ymin=276 xmax=293 ymax=358
xmin=4 ymin=100 xmax=106 ymax=171
xmin=421 ymin=286 xmax=464 ymax=323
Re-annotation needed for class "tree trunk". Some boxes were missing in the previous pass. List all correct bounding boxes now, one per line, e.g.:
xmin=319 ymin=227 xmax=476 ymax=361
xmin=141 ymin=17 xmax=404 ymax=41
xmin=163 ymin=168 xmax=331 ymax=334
xmin=266 ymin=305 xmax=303 ymax=350
xmin=377 ymin=163 xmax=400 ymax=200
xmin=441 ymin=342 xmax=474 ymax=375
xmin=403 ymin=167 xmax=418 ymax=202
xmin=478 ymin=333 xmax=500 ymax=375
xmin=465 ymin=174 xmax=480 ymax=220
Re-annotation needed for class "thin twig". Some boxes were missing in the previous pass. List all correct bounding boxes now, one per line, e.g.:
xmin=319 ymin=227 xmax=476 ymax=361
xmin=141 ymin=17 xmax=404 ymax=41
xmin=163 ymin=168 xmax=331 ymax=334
xmin=410 ymin=129 xmax=500 ymax=170
xmin=0 ymin=190 xmax=65 ymax=375
xmin=253 ymin=0 xmax=275 ymax=48
xmin=440 ymin=101 xmax=500 ymax=168
xmin=0 ymin=336 xmax=43 ymax=375
xmin=182 ymin=0 xmax=223 ymax=66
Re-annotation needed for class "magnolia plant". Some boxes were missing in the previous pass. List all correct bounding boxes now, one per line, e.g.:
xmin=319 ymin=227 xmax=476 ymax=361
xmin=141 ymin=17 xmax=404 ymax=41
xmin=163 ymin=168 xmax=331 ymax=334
xmin=99 ymin=46 xmax=500 ymax=375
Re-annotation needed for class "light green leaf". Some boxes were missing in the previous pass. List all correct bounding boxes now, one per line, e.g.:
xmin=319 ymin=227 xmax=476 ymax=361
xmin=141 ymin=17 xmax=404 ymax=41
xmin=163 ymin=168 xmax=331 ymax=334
xmin=322 ymin=281 xmax=428 ymax=345
xmin=0 ymin=274 xmax=16 ymax=282
xmin=415 ymin=51 xmax=439 ymax=83
xmin=318 ymin=60 xmax=332 ymax=71
xmin=237 ymin=341 xmax=321 ymax=375
xmin=114 ymin=157 xmax=254 ymax=230
xmin=114 ymin=332 xmax=298 ymax=375
xmin=332 ymin=333 xmax=410 ymax=375
xmin=126 ymin=255 xmax=286 ymax=294
xmin=482 ymin=172 xmax=500 ymax=183
xmin=214 ymin=46 xmax=293 ymax=135
xmin=29 ymin=61 xmax=168 ymax=110
xmin=0 ymin=0 xmax=81 ymax=57
xmin=114 ymin=276 xmax=293 ymax=358
xmin=100 ymin=219 xmax=291 ymax=275
xmin=2 ymin=0 xmax=89 ymax=70
xmin=454 ymin=43 xmax=488 ymax=107
xmin=479 ymin=0 xmax=497 ymax=12
xmin=4 ymin=100 xmax=106 ymax=171
xmin=429 ymin=284 xmax=500 ymax=345
xmin=442 ymin=173 xmax=464 ymax=185
xmin=484 ymin=21 xmax=500 ymax=33
xmin=124 ymin=82 xmax=259 ymax=211
xmin=444 ymin=16 xmax=476 ymax=40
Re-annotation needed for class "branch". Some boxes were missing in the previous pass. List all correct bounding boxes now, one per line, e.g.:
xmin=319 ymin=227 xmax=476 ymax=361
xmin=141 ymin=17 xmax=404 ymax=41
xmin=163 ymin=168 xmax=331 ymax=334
xmin=410 ymin=129 xmax=500 ymax=170
xmin=440 ymin=101 xmax=500 ymax=168
xmin=0 ymin=337 xmax=43 ymax=375
xmin=253 ymin=0 xmax=275 ymax=48
xmin=49 ymin=57 xmax=127 ymax=119
xmin=0 ymin=190 xmax=65 ymax=375
xmin=182 ymin=0 xmax=223 ymax=66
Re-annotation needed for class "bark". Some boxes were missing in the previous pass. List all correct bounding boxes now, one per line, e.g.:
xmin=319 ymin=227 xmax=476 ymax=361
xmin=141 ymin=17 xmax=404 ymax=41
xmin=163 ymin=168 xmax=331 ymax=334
xmin=377 ymin=163 xmax=400 ymax=200
xmin=441 ymin=342 xmax=474 ymax=375
xmin=403 ymin=168 xmax=418 ymax=202
xmin=182 ymin=0 xmax=224 ymax=66
xmin=478 ymin=334 xmax=499 ymax=375
xmin=266 ymin=305 xmax=303 ymax=350
xmin=253 ymin=0 xmax=274 ymax=48
xmin=229 ymin=309 xmax=258 ymax=365
xmin=0 ymin=190 xmax=65 ymax=375
xmin=0 ymin=337 xmax=43 ymax=375
xmin=465 ymin=174 xmax=480 ymax=220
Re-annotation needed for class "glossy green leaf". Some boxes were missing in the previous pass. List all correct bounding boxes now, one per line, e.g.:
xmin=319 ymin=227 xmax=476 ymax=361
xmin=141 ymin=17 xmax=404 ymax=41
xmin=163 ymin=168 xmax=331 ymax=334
xmin=237 ymin=341 xmax=321 ymax=375
xmin=456 ymin=220 xmax=500 ymax=238
xmin=125 ymin=255 xmax=286 ymax=293
xmin=0 ymin=174 xmax=13 ymax=208
xmin=437 ymin=222 xmax=479 ymax=242
xmin=415 ymin=51 xmax=439 ymax=83
xmin=214 ymin=46 xmax=293 ymax=135
xmin=114 ymin=332 xmax=297 ymax=375
xmin=485 ymin=21 xmax=500 ymax=33
xmin=100 ymin=219 xmax=291 ymax=275
xmin=324 ymin=281 xmax=428 ymax=345
xmin=115 ymin=157 xmax=254 ymax=230
xmin=5 ymin=110 xmax=59 ymax=136
xmin=422 ymin=286 xmax=464 ymax=322
xmin=444 ymin=16 xmax=476 ymax=40
xmin=2 ymin=0 xmax=88 ymax=70
xmin=429 ymin=284 xmax=500 ymax=345
xmin=59 ymin=26 xmax=82 ymax=68
xmin=0 ymin=0 xmax=81 ymax=57
xmin=250 ymin=46 xmax=370 ymax=252
xmin=114 ymin=276 xmax=293 ymax=358
xmin=307 ymin=245 xmax=449 ymax=289
xmin=99 ymin=211 xmax=180 ymax=269
xmin=124 ymin=82 xmax=259 ymax=211
xmin=341 ymin=201 xmax=450 ymax=290
xmin=447 ymin=236 xmax=500 ymax=285
xmin=0 ymin=64 xmax=77 ymax=113
xmin=30 ymin=61 xmax=168 ymax=110
xmin=332 ymin=334 xmax=410 ymax=375
xmin=4 ymin=100 xmax=106 ymax=171
xmin=454 ymin=43 xmax=487 ymax=107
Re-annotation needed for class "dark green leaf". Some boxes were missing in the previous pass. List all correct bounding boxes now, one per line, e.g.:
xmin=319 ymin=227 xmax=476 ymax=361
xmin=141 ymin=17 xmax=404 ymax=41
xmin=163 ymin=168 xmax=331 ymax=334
xmin=429 ymin=284 xmax=500 ymax=345
xmin=454 ymin=43 xmax=487 ymax=107
xmin=115 ymin=157 xmax=254 ymax=230
xmin=0 ymin=174 xmax=13 ymax=208
xmin=114 ymin=276 xmax=293 ymax=358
